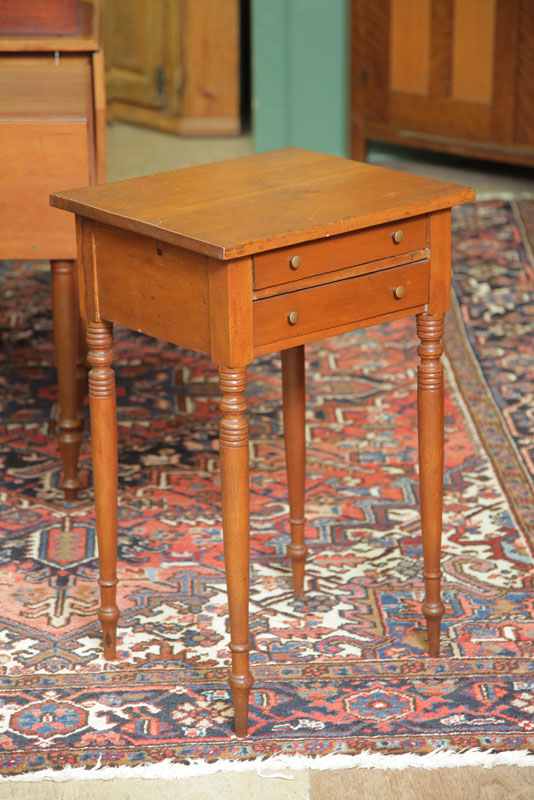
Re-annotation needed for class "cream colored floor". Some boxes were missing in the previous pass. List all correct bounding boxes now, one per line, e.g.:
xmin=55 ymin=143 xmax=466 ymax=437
xmin=6 ymin=125 xmax=530 ymax=799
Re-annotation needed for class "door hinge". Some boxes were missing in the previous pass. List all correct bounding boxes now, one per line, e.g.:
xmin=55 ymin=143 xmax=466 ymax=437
xmin=156 ymin=66 xmax=166 ymax=103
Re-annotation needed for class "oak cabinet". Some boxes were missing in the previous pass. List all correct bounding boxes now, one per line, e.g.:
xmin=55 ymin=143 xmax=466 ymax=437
xmin=351 ymin=0 xmax=534 ymax=166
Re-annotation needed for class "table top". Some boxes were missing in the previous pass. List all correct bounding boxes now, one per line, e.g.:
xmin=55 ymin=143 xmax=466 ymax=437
xmin=50 ymin=147 xmax=475 ymax=259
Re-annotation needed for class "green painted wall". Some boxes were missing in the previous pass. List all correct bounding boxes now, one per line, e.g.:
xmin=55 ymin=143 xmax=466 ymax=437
xmin=251 ymin=0 xmax=349 ymax=157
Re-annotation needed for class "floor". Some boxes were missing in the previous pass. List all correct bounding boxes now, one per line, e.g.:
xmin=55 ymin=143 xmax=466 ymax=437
xmin=106 ymin=122 xmax=534 ymax=198
xmin=5 ymin=125 xmax=531 ymax=799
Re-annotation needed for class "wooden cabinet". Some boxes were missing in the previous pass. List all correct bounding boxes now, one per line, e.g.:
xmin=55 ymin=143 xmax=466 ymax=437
xmin=104 ymin=0 xmax=242 ymax=135
xmin=0 ymin=0 xmax=106 ymax=501
xmin=351 ymin=0 xmax=534 ymax=166
xmin=0 ymin=0 xmax=105 ymax=259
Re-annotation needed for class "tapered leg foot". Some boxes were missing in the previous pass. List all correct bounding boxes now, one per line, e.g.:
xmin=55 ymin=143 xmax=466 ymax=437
xmin=417 ymin=313 xmax=445 ymax=656
xmin=51 ymin=260 xmax=83 ymax=500
xmin=423 ymin=601 xmax=443 ymax=657
xmin=281 ymin=346 xmax=308 ymax=596
xmin=87 ymin=321 xmax=120 ymax=660
xmin=219 ymin=366 xmax=254 ymax=736
xmin=229 ymin=669 xmax=254 ymax=738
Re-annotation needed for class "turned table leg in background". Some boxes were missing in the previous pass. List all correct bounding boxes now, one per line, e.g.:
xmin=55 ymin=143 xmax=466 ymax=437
xmin=281 ymin=345 xmax=308 ymax=596
xmin=76 ymin=313 xmax=88 ymax=426
xmin=416 ymin=312 xmax=445 ymax=657
xmin=51 ymin=259 xmax=83 ymax=500
xmin=86 ymin=320 xmax=120 ymax=660
xmin=219 ymin=366 xmax=254 ymax=737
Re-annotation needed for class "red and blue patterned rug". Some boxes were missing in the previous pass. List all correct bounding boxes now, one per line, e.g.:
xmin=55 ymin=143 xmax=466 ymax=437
xmin=0 ymin=200 xmax=533 ymax=775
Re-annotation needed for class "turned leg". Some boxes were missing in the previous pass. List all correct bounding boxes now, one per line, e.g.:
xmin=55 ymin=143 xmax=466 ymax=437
xmin=219 ymin=366 xmax=254 ymax=737
xmin=417 ymin=312 xmax=445 ymax=657
xmin=87 ymin=321 xmax=119 ymax=660
xmin=281 ymin=346 xmax=308 ymax=596
xmin=51 ymin=260 xmax=83 ymax=500
xmin=76 ymin=314 xmax=88 ymax=424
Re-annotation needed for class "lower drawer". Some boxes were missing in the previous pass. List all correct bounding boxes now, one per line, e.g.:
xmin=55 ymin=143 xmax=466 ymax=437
xmin=253 ymin=259 xmax=429 ymax=348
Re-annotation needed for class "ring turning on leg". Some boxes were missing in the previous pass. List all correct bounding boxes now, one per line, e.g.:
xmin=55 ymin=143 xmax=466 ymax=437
xmin=416 ymin=312 xmax=445 ymax=657
xmin=51 ymin=260 xmax=83 ymax=500
xmin=219 ymin=366 xmax=254 ymax=736
xmin=87 ymin=320 xmax=120 ymax=660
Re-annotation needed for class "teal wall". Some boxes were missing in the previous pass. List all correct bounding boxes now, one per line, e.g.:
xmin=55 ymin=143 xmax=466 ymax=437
xmin=251 ymin=0 xmax=349 ymax=157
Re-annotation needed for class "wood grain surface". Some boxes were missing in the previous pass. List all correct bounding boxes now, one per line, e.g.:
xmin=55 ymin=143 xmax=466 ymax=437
xmin=51 ymin=148 xmax=475 ymax=259
xmin=253 ymin=259 xmax=429 ymax=349
xmin=253 ymin=215 xmax=426 ymax=290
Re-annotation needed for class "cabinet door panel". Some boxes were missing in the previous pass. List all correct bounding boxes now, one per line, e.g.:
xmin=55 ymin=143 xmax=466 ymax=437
xmin=103 ymin=0 xmax=240 ymax=135
xmin=385 ymin=0 xmax=497 ymax=140
xmin=450 ymin=0 xmax=495 ymax=105
xmin=352 ymin=0 xmax=534 ymax=164
xmin=104 ymin=0 xmax=166 ymax=110
xmin=515 ymin=0 xmax=534 ymax=146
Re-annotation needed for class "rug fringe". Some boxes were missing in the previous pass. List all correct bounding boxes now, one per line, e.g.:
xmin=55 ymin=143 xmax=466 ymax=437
xmin=2 ymin=748 xmax=534 ymax=782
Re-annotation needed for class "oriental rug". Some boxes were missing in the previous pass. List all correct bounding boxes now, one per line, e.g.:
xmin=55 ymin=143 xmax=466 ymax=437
xmin=0 ymin=200 xmax=533 ymax=776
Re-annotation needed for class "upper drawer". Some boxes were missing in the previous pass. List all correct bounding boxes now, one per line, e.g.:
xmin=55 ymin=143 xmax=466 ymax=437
xmin=253 ymin=215 xmax=427 ymax=290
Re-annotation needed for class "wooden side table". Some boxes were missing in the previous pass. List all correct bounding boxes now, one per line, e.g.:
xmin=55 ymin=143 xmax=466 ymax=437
xmin=51 ymin=148 xmax=475 ymax=736
xmin=0 ymin=0 xmax=106 ymax=499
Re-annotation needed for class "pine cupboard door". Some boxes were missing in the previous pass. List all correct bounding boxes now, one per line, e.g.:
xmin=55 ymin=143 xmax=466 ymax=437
xmin=103 ymin=0 xmax=171 ymax=119
xmin=351 ymin=0 xmax=534 ymax=166
xmin=103 ymin=0 xmax=241 ymax=135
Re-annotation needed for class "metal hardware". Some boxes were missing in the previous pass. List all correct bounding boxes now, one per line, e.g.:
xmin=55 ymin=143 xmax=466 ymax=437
xmin=392 ymin=230 xmax=404 ymax=243
xmin=287 ymin=311 xmax=299 ymax=325
xmin=393 ymin=285 xmax=405 ymax=299
xmin=289 ymin=255 xmax=302 ymax=270
xmin=155 ymin=66 xmax=166 ymax=104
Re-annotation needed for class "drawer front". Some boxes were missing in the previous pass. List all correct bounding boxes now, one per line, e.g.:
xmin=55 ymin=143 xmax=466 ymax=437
xmin=253 ymin=215 xmax=426 ymax=290
xmin=253 ymin=260 xmax=429 ymax=348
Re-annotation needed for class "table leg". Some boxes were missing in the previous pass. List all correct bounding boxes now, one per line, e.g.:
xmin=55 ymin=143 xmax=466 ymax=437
xmin=51 ymin=260 xmax=83 ymax=500
xmin=281 ymin=345 xmax=308 ymax=596
xmin=219 ymin=366 xmax=254 ymax=737
xmin=416 ymin=312 xmax=445 ymax=657
xmin=87 ymin=320 xmax=119 ymax=660
xmin=76 ymin=314 xmax=88 ymax=427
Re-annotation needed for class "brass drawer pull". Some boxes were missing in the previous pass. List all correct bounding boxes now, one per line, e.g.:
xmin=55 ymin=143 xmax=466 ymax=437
xmin=392 ymin=230 xmax=404 ymax=243
xmin=287 ymin=311 xmax=300 ymax=325
xmin=393 ymin=285 xmax=405 ymax=299
xmin=289 ymin=255 xmax=302 ymax=269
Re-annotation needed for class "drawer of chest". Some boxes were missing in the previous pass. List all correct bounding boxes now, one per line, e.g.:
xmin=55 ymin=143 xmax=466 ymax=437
xmin=253 ymin=215 xmax=426 ymax=290
xmin=253 ymin=259 xmax=429 ymax=348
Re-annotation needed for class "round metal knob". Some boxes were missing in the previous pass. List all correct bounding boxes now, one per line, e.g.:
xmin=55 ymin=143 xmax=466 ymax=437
xmin=393 ymin=285 xmax=406 ymax=299
xmin=287 ymin=311 xmax=300 ymax=325
xmin=392 ymin=230 xmax=404 ymax=243
xmin=289 ymin=255 xmax=302 ymax=270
